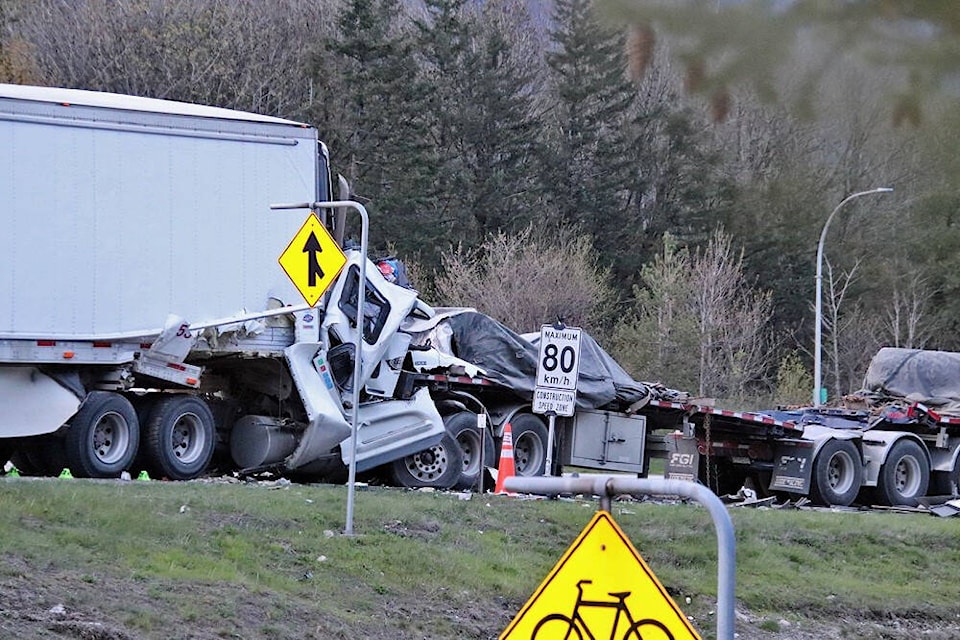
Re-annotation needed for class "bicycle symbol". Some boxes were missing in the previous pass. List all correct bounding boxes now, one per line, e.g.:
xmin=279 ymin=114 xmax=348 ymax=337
xmin=530 ymin=579 xmax=676 ymax=640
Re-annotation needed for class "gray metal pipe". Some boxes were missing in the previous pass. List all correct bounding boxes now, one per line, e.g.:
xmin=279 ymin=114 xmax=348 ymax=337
xmin=503 ymin=475 xmax=735 ymax=640
xmin=271 ymin=199 xmax=369 ymax=537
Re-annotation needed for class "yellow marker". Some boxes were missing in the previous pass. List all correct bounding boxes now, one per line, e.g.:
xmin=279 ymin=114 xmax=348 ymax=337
xmin=278 ymin=213 xmax=347 ymax=306
xmin=500 ymin=510 xmax=701 ymax=640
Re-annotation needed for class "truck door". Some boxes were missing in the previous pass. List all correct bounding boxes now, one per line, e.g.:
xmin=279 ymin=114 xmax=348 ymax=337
xmin=322 ymin=252 xmax=419 ymax=392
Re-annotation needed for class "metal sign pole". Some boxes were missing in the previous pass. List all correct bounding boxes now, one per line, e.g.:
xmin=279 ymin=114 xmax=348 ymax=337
xmin=503 ymin=475 xmax=735 ymax=640
xmin=313 ymin=200 xmax=367 ymax=537
xmin=477 ymin=412 xmax=486 ymax=493
xmin=273 ymin=199 xmax=368 ymax=536
xmin=545 ymin=412 xmax=556 ymax=476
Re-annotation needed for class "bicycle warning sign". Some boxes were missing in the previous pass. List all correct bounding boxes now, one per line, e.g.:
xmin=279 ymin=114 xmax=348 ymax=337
xmin=499 ymin=511 xmax=700 ymax=640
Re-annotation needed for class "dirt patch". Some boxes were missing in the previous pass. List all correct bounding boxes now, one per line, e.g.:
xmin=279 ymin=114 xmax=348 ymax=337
xmin=0 ymin=555 xmax=957 ymax=639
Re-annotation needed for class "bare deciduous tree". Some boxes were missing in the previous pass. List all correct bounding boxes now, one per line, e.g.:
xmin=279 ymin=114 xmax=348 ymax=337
xmin=692 ymin=230 xmax=772 ymax=398
xmin=884 ymin=271 xmax=934 ymax=349
xmin=612 ymin=229 xmax=773 ymax=400
xmin=432 ymin=224 xmax=616 ymax=336
xmin=13 ymin=0 xmax=335 ymax=119
xmin=820 ymin=256 xmax=886 ymax=398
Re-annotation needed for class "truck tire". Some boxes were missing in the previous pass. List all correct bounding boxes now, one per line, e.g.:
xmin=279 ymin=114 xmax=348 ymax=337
xmin=808 ymin=439 xmax=862 ymax=507
xmin=511 ymin=413 xmax=548 ymax=477
xmin=444 ymin=411 xmax=496 ymax=491
xmin=64 ymin=391 xmax=140 ymax=478
xmin=930 ymin=459 xmax=960 ymax=497
xmin=11 ymin=435 xmax=67 ymax=476
xmin=142 ymin=396 xmax=216 ymax=480
xmin=388 ymin=432 xmax=464 ymax=489
xmin=0 ymin=439 xmax=15 ymax=469
xmin=876 ymin=439 xmax=929 ymax=507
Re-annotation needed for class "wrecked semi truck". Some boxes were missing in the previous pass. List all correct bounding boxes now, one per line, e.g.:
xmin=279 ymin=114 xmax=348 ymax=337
xmin=0 ymin=83 xmax=680 ymax=490
xmin=14 ymin=82 xmax=906 ymax=499
xmin=0 ymin=83 xmax=467 ymax=485
xmin=661 ymin=348 xmax=960 ymax=507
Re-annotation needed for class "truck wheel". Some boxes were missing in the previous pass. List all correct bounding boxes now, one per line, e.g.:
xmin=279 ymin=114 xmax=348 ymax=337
xmin=876 ymin=439 xmax=929 ymax=507
xmin=0 ymin=438 xmax=17 ymax=471
xmin=143 ymin=396 xmax=216 ymax=481
xmin=11 ymin=435 xmax=67 ymax=476
xmin=809 ymin=439 xmax=862 ymax=507
xmin=511 ymin=414 xmax=548 ymax=477
xmin=64 ymin=391 xmax=140 ymax=478
xmin=388 ymin=432 xmax=464 ymax=489
xmin=930 ymin=459 xmax=960 ymax=497
xmin=444 ymin=412 xmax=496 ymax=491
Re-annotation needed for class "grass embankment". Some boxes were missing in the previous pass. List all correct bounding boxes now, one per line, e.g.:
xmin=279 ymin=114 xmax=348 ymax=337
xmin=0 ymin=478 xmax=957 ymax=639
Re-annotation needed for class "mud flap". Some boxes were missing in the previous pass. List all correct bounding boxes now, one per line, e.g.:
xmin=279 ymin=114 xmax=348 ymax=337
xmin=770 ymin=440 xmax=815 ymax=495
xmin=664 ymin=433 xmax=700 ymax=482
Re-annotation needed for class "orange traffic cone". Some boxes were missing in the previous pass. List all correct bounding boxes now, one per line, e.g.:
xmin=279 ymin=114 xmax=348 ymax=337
xmin=494 ymin=422 xmax=517 ymax=495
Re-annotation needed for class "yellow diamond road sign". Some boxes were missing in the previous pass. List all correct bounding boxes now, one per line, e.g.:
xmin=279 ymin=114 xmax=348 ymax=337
xmin=278 ymin=213 xmax=347 ymax=306
xmin=500 ymin=510 xmax=701 ymax=640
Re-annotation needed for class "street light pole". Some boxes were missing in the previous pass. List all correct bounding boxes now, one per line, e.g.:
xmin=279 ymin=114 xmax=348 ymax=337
xmin=813 ymin=187 xmax=894 ymax=407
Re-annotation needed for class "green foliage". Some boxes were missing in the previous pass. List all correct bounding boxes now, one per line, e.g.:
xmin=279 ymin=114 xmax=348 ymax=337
xmin=541 ymin=0 xmax=640 ymax=283
xmin=319 ymin=0 xmax=440 ymax=262
xmin=1 ymin=480 xmax=959 ymax=638
xmin=612 ymin=230 xmax=773 ymax=398
xmin=603 ymin=0 xmax=960 ymax=126
xmin=611 ymin=233 xmax=700 ymax=390
xmin=410 ymin=0 xmax=542 ymax=255
xmin=775 ymin=351 xmax=812 ymax=407
xmin=432 ymin=223 xmax=616 ymax=335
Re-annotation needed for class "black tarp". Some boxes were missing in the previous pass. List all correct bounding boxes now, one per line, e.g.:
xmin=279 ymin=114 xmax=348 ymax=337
xmin=429 ymin=311 xmax=677 ymax=410
xmin=861 ymin=347 xmax=960 ymax=412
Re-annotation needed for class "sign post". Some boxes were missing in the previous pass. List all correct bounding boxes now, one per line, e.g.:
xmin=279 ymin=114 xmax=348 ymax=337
xmin=272 ymin=200 xmax=366 ymax=536
xmin=533 ymin=322 xmax=582 ymax=476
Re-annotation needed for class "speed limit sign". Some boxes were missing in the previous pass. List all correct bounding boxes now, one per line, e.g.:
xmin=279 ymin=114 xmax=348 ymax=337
xmin=535 ymin=325 xmax=582 ymax=391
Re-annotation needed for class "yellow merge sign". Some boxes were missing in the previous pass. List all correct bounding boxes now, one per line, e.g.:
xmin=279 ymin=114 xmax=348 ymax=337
xmin=500 ymin=510 xmax=701 ymax=640
xmin=278 ymin=213 xmax=347 ymax=306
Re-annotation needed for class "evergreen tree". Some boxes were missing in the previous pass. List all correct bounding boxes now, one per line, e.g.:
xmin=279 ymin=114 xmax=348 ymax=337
xmin=628 ymin=104 xmax=732 ymax=279
xmin=452 ymin=5 xmax=542 ymax=238
xmin=318 ymin=0 xmax=439 ymax=260
xmin=541 ymin=0 xmax=639 ymax=284
xmin=412 ymin=0 xmax=540 ymax=249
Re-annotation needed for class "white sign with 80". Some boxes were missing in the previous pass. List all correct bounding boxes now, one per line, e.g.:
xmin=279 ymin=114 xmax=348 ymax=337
xmin=535 ymin=325 xmax=582 ymax=392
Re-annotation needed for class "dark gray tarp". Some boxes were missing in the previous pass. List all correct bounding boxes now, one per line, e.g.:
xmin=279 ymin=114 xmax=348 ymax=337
xmin=861 ymin=347 xmax=960 ymax=412
xmin=437 ymin=311 xmax=678 ymax=410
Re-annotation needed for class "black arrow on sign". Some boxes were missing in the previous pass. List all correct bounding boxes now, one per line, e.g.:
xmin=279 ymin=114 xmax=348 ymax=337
xmin=303 ymin=232 xmax=324 ymax=286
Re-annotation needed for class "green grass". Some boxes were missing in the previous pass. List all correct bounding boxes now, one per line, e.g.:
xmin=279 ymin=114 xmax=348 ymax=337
xmin=0 ymin=477 xmax=957 ymax=639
